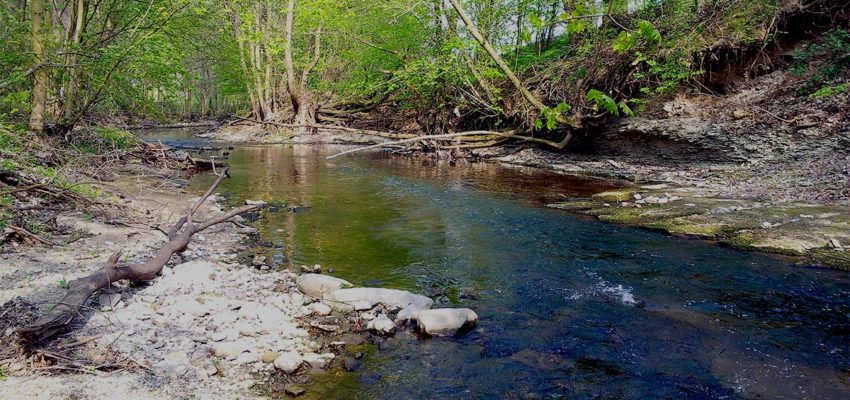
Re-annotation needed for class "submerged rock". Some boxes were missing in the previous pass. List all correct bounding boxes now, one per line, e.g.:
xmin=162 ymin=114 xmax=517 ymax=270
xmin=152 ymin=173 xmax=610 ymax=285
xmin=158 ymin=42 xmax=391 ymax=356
xmin=296 ymin=274 xmax=352 ymax=298
xmin=416 ymin=308 xmax=478 ymax=336
xmin=324 ymin=287 xmax=433 ymax=312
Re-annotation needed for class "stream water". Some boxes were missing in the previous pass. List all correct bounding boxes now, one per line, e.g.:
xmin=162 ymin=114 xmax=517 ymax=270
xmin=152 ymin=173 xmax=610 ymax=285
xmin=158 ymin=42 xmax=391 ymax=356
xmin=145 ymin=128 xmax=849 ymax=399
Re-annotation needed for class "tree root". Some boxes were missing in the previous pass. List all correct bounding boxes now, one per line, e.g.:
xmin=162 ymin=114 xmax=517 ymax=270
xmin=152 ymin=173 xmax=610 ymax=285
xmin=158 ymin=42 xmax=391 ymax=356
xmin=15 ymin=168 xmax=260 ymax=344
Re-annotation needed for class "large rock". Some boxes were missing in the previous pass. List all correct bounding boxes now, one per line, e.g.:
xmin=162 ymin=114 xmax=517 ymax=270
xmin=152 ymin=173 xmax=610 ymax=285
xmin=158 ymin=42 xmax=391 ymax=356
xmin=296 ymin=274 xmax=352 ymax=298
xmin=416 ymin=308 xmax=478 ymax=336
xmin=324 ymin=288 xmax=433 ymax=312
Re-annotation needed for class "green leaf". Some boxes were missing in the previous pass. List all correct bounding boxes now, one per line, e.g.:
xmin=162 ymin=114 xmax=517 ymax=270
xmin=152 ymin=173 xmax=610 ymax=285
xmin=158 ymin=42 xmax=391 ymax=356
xmin=613 ymin=32 xmax=635 ymax=53
xmin=618 ymin=100 xmax=635 ymax=117
xmin=586 ymin=89 xmax=619 ymax=115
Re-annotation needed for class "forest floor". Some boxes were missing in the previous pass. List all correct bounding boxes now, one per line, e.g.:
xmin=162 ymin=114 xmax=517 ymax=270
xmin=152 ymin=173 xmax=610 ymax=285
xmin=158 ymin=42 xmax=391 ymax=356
xmin=0 ymin=159 xmax=343 ymax=399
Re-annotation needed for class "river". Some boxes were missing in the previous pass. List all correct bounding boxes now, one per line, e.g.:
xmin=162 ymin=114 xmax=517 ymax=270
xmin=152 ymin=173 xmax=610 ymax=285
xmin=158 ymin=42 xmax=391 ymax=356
xmin=145 ymin=128 xmax=849 ymax=399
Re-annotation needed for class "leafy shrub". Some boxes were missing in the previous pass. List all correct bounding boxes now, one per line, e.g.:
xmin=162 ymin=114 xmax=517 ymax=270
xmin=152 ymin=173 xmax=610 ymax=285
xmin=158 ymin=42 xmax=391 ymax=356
xmin=792 ymin=29 xmax=850 ymax=95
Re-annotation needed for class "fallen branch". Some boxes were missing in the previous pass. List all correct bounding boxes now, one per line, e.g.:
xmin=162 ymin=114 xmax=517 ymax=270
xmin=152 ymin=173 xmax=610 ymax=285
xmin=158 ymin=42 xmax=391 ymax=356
xmin=16 ymin=168 xmax=259 ymax=343
xmin=5 ymin=225 xmax=57 ymax=247
xmin=326 ymin=130 xmax=573 ymax=159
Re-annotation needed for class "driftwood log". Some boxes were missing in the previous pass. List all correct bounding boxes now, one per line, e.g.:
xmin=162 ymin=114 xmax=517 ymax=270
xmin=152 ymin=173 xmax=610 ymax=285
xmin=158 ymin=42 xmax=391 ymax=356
xmin=16 ymin=168 xmax=259 ymax=343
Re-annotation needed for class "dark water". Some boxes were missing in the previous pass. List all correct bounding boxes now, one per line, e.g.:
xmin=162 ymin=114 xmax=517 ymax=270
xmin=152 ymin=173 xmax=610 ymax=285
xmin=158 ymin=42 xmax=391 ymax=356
xmin=146 ymin=129 xmax=850 ymax=400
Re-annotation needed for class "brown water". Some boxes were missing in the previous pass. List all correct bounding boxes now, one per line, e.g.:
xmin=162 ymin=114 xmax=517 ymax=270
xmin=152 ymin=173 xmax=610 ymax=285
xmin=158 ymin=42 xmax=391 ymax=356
xmin=144 ymin=129 xmax=850 ymax=400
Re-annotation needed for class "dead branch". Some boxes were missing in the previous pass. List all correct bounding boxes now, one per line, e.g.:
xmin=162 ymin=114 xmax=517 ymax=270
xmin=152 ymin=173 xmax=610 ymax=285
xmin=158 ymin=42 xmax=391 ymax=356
xmin=15 ymin=168 xmax=260 ymax=343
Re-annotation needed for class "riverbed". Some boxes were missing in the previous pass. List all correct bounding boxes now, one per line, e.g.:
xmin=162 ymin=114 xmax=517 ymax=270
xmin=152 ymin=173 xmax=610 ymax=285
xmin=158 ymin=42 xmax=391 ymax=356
xmin=148 ymin=128 xmax=850 ymax=399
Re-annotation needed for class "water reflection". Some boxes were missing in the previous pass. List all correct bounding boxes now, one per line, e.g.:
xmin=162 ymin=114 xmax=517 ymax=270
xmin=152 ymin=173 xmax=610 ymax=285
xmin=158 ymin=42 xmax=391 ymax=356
xmin=162 ymin=138 xmax=850 ymax=399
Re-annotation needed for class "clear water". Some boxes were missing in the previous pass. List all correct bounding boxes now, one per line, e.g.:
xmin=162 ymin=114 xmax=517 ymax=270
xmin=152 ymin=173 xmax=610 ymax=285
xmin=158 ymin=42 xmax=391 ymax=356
xmin=146 ymin=129 xmax=850 ymax=399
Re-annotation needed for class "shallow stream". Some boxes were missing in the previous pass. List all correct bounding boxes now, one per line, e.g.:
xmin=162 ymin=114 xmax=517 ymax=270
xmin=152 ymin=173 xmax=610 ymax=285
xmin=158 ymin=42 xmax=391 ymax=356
xmin=145 ymin=128 xmax=849 ymax=399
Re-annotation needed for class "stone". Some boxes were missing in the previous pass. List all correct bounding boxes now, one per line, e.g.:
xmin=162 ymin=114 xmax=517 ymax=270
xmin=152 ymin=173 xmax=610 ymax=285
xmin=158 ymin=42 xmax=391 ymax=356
xmin=395 ymin=305 xmax=423 ymax=324
xmin=213 ymin=340 xmax=251 ymax=359
xmin=234 ymin=321 xmax=258 ymax=337
xmin=633 ymin=193 xmax=642 ymax=200
xmin=252 ymin=255 xmax=267 ymax=267
xmin=155 ymin=351 xmax=190 ymax=376
xmin=301 ymin=264 xmax=321 ymax=273
xmin=309 ymin=302 xmax=332 ymax=316
xmin=591 ymin=191 xmax=635 ymax=203
xmin=213 ymin=311 xmax=238 ymax=326
xmin=261 ymin=351 xmax=280 ymax=363
xmin=343 ymin=357 xmax=362 ymax=372
xmin=273 ymin=352 xmax=303 ymax=374
xmin=366 ymin=314 xmax=396 ymax=336
xmin=99 ymin=293 xmax=121 ymax=308
xmin=828 ymin=238 xmax=842 ymax=249
xmin=284 ymin=385 xmax=307 ymax=396
xmin=234 ymin=352 xmax=257 ymax=365
xmin=302 ymin=352 xmax=335 ymax=369
xmin=324 ymin=287 xmax=433 ymax=312
xmin=296 ymin=274 xmax=352 ymax=298
xmin=416 ymin=308 xmax=478 ymax=336
xmin=245 ymin=199 xmax=266 ymax=206
xmin=237 ymin=227 xmax=259 ymax=235
xmin=168 ymin=260 xmax=216 ymax=289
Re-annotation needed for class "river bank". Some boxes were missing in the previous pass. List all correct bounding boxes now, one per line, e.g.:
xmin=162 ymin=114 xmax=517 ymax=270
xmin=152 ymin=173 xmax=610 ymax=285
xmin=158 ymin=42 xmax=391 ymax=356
xmin=190 ymin=63 xmax=849 ymax=270
xmin=0 ymin=145 xmax=484 ymax=398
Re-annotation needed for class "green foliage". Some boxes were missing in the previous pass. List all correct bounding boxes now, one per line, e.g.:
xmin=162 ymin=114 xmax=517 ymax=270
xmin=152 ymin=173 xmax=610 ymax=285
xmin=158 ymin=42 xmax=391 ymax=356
xmin=587 ymin=89 xmax=618 ymax=115
xmin=792 ymin=29 xmax=850 ymax=95
xmin=613 ymin=20 xmax=661 ymax=54
xmin=811 ymin=83 xmax=849 ymax=98
xmin=536 ymin=102 xmax=570 ymax=130
xmin=58 ymin=278 xmax=69 ymax=289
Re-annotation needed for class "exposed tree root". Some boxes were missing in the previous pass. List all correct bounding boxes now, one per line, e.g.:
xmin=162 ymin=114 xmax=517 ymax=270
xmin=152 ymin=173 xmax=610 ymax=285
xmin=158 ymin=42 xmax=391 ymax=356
xmin=15 ymin=168 xmax=260 ymax=344
xmin=326 ymin=130 xmax=573 ymax=159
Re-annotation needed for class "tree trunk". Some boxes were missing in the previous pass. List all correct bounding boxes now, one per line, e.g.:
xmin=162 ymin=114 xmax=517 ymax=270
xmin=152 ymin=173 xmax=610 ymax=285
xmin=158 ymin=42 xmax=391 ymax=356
xmin=28 ymin=0 xmax=48 ymax=134
xmin=447 ymin=0 xmax=576 ymax=146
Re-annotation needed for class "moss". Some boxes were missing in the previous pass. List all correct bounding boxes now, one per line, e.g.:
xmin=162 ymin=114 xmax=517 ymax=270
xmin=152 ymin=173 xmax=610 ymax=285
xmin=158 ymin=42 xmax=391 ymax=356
xmin=591 ymin=190 xmax=635 ymax=203
xmin=593 ymin=205 xmax=703 ymax=225
xmin=722 ymin=231 xmax=759 ymax=250
xmin=546 ymin=201 xmax=596 ymax=211
xmin=808 ymin=249 xmax=850 ymax=271
xmin=645 ymin=218 xmax=731 ymax=238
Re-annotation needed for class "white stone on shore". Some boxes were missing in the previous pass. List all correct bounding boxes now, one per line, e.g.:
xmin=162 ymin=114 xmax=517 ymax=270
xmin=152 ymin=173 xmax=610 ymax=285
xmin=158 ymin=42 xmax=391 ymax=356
xmin=273 ymin=352 xmax=303 ymax=374
xmin=395 ymin=305 xmax=424 ymax=324
xmin=296 ymin=274 xmax=352 ymax=298
xmin=309 ymin=302 xmax=332 ymax=316
xmin=416 ymin=308 xmax=478 ymax=336
xmin=324 ymin=287 xmax=433 ymax=312
xmin=366 ymin=314 xmax=396 ymax=336
xmin=302 ymin=352 xmax=335 ymax=369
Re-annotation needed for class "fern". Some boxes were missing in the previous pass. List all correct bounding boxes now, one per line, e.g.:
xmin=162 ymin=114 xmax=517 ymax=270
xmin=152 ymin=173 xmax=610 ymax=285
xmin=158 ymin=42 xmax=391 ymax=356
xmin=587 ymin=89 xmax=619 ymax=115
